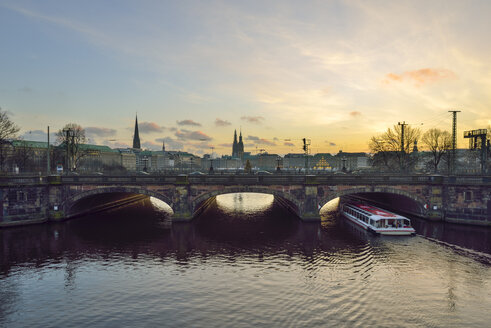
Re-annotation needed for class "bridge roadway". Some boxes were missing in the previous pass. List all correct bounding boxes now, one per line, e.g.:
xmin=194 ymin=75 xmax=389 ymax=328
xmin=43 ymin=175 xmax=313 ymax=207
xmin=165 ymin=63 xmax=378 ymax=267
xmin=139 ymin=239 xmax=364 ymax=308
xmin=0 ymin=174 xmax=490 ymax=227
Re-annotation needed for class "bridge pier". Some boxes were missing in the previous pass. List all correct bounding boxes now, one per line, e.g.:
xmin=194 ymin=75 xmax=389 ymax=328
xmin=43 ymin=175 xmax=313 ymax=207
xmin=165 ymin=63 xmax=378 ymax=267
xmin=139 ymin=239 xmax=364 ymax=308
xmin=296 ymin=186 xmax=322 ymax=222
xmin=172 ymin=209 xmax=194 ymax=222
xmin=170 ymin=186 xmax=194 ymax=222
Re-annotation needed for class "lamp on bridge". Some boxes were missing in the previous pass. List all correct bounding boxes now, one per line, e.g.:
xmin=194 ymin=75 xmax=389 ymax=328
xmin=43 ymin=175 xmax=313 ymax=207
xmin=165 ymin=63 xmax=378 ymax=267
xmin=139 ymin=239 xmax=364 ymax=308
xmin=209 ymin=146 xmax=214 ymax=173
xmin=342 ymin=156 xmax=347 ymax=172
xmin=143 ymin=156 xmax=148 ymax=172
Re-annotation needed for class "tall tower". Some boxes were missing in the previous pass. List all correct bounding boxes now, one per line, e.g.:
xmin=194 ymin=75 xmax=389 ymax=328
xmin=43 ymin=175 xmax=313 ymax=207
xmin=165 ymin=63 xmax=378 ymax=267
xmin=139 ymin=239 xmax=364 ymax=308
xmin=448 ymin=110 xmax=461 ymax=173
xmin=133 ymin=115 xmax=141 ymax=149
xmin=232 ymin=129 xmax=238 ymax=157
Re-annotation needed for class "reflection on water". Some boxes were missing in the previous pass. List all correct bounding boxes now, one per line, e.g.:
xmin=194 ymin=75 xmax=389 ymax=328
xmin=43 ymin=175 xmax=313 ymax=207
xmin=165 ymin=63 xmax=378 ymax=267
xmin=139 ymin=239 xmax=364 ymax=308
xmin=197 ymin=193 xmax=298 ymax=243
xmin=216 ymin=193 xmax=274 ymax=215
xmin=0 ymin=194 xmax=490 ymax=328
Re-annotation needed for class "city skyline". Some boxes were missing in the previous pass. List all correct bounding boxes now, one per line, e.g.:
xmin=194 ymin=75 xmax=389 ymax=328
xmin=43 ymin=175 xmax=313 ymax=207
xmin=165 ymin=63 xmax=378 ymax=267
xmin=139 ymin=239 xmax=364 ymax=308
xmin=1 ymin=0 xmax=490 ymax=156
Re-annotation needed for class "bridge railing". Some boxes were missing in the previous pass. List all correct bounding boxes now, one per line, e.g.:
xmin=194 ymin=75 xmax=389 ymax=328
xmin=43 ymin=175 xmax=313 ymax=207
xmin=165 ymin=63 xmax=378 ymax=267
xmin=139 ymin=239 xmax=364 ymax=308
xmin=1 ymin=174 xmax=490 ymax=186
xmin=55 ymin=174 xmax=491 ymax=185
xmin=0 ymin=175 xmax=44 ymax=185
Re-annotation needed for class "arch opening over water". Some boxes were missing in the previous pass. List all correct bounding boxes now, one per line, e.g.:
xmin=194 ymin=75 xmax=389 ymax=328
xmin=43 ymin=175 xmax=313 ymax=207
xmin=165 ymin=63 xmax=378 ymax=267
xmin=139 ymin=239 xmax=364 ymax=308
xmin=344 ymin=192 xmax=425 ymax=217
xmin=65 ymin=188 xmax=173 ymax=219
xmin=216 ymin=193 xmax=275 ymax=216
xmin=319 ymin=188 xmax=426 ymax=218
xmin=194 ymin=192 xmax=300 ymax=243
xmin=193 ymin=188 xmax=301 ymax=219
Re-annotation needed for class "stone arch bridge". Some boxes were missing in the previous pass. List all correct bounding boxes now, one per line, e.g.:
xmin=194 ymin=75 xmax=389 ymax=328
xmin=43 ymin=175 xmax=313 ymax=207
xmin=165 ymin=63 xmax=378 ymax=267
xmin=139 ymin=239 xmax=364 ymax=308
xmin=1 ymin=174 xmax=490 ymax=227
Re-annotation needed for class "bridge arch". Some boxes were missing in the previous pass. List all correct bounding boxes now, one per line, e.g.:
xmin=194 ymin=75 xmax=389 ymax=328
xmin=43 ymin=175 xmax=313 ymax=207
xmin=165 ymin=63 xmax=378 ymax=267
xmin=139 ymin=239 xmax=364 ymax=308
xmin=63 ymin=186 xmax=173 ymax=218
xmin=319 ymin=186 xmax=428 ymax=216
xmin=192 ymin=186 xmax=301 ymax=217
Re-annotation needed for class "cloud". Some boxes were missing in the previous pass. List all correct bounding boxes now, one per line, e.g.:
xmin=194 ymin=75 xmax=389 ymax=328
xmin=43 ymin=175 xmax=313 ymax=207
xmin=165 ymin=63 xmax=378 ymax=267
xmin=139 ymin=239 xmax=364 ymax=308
xmin=175 ymin=129 xmax=212 ymax=141
xmin=177 ymin=119 xmax=201 ymax=127
xmin=215 ymin=118 xmax=231 ymax=127
xmin=241 ymin=116 xmax=265 ymax=124
xmin=325 ymin=141 xmax=337 ymax=146
xmin=257 ymin=138 xmax=276 ymax=146
xmin=245 ymin=135 xmax=275 ymax=146
xmin=20 ymin=129 xmax=56 ymax=142
xmin=103 ymin=140 xmax=130 ymax=148
xmin=218 ymin=143 xmax=232 ymax=147
xmin=156 ymin=137 xmax=184 ymax=150
xmin=383 ymin=68 xmax=457 ymax=86
xmin=284 ymin=142 xmax=294 ymax=147
xmin=349 ymin=111 xmax=361 ymax=117
xmin=141 ymin=141 xmax=162 ymax=150
xmin=85 ymin=127 xmax=117 ymax=137
xmin=139 ymin=122 xmax=164 ymax=133
xmin=246 ymin=135 xmax=260 ymax=141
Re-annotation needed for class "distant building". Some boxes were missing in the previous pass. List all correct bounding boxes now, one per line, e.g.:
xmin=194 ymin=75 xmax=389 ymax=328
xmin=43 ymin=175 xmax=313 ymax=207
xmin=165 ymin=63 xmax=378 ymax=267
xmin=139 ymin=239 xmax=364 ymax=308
xmin=232 ymin=129 xmax=244 ymax=160
xmin=8 ymin=140 xmax=49 ymax=173
xmin=283 ymin=153 xmax=308 ymax=169
xmin=332 ymin=151 xmax=370 ymax=171
xmin=119 ymin=149 xmax=137 ymax=171
xmin=76 ymin=144 xmax=121 ymax=171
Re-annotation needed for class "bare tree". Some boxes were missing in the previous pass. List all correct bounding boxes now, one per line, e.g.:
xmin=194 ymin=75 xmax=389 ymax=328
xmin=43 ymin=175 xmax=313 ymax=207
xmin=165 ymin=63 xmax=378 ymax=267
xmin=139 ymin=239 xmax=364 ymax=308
xmin=0 ymin=108 xmax=20 ymax=171
xmin=421 ymin=128 xmax=451 ymax=173
xmin=10 ymin=140 xmax=34 ymax=172
xmin=368 ymin=137 xmax=398 ymax=171
xmin=369 ymin=124 xmax=421 ymax=172
xmin=56 ymin=123 xmax=87 ymax=171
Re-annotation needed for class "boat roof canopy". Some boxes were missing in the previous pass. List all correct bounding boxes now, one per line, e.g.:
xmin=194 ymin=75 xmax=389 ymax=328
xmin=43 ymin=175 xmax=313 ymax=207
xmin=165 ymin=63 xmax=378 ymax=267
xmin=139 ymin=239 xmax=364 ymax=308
xmin=345 ymin=203 xmax=409 ymax=221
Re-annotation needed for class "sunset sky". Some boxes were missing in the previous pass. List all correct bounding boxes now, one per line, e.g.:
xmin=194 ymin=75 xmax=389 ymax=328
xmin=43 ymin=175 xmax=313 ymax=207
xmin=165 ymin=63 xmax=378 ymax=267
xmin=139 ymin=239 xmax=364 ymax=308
xmin=1 ymin=0 xmax=490 ymax=156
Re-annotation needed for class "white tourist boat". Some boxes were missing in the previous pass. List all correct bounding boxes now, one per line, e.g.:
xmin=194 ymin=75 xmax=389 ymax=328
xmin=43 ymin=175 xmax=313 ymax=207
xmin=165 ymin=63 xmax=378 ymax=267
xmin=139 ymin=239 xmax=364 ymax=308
xmin=341 ymin=203 xmax=416 ymax=236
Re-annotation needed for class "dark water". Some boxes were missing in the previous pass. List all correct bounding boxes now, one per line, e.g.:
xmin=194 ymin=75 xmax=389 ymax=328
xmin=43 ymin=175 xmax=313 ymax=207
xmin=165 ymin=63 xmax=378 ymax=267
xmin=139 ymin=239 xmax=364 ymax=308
xmin=1 ymin=194 xmax=490 ymax=328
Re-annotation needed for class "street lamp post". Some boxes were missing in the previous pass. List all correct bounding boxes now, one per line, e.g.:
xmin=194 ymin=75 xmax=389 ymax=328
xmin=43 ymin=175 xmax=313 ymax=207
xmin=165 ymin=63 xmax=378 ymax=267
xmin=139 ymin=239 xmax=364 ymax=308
xmin=143 ymin=156 xmax=148 ymax=172
xmin=209 ymin=146 xmax=214 ymax=173
xmin=62 ymin=128 xmax=74 ymax=173
xmin=177 ymin=152 xmax=181 ymax=172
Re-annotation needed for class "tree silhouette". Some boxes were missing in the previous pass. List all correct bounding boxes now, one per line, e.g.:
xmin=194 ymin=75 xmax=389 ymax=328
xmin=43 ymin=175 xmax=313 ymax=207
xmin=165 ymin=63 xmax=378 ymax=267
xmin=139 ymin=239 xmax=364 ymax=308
xmin=0 ymin=108 xmax=20 ymax=171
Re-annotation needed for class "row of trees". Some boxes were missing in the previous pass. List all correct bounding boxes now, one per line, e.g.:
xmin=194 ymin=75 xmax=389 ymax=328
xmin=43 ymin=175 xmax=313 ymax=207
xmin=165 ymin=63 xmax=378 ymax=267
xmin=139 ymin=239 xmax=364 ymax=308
xmin=0 ymin=107 xmax=88 ymax=173
xmin=369 ymin=124 xmax=453 ymax=173
xmin=0 ymin=108 xmax=20 ymax=171
xmin=0 ymin=107 xmax=486 ymax=174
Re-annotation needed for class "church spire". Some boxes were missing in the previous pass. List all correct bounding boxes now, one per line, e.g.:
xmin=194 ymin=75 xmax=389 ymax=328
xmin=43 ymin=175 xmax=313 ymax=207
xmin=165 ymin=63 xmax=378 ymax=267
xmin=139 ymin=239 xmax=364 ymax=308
xmin=133 ymin=114 xmax=141 ymax=149
xmin=232 ymin=129 xmax=238 ymax=157
xmin=238 ymin=128 xmax=244 ymax=158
